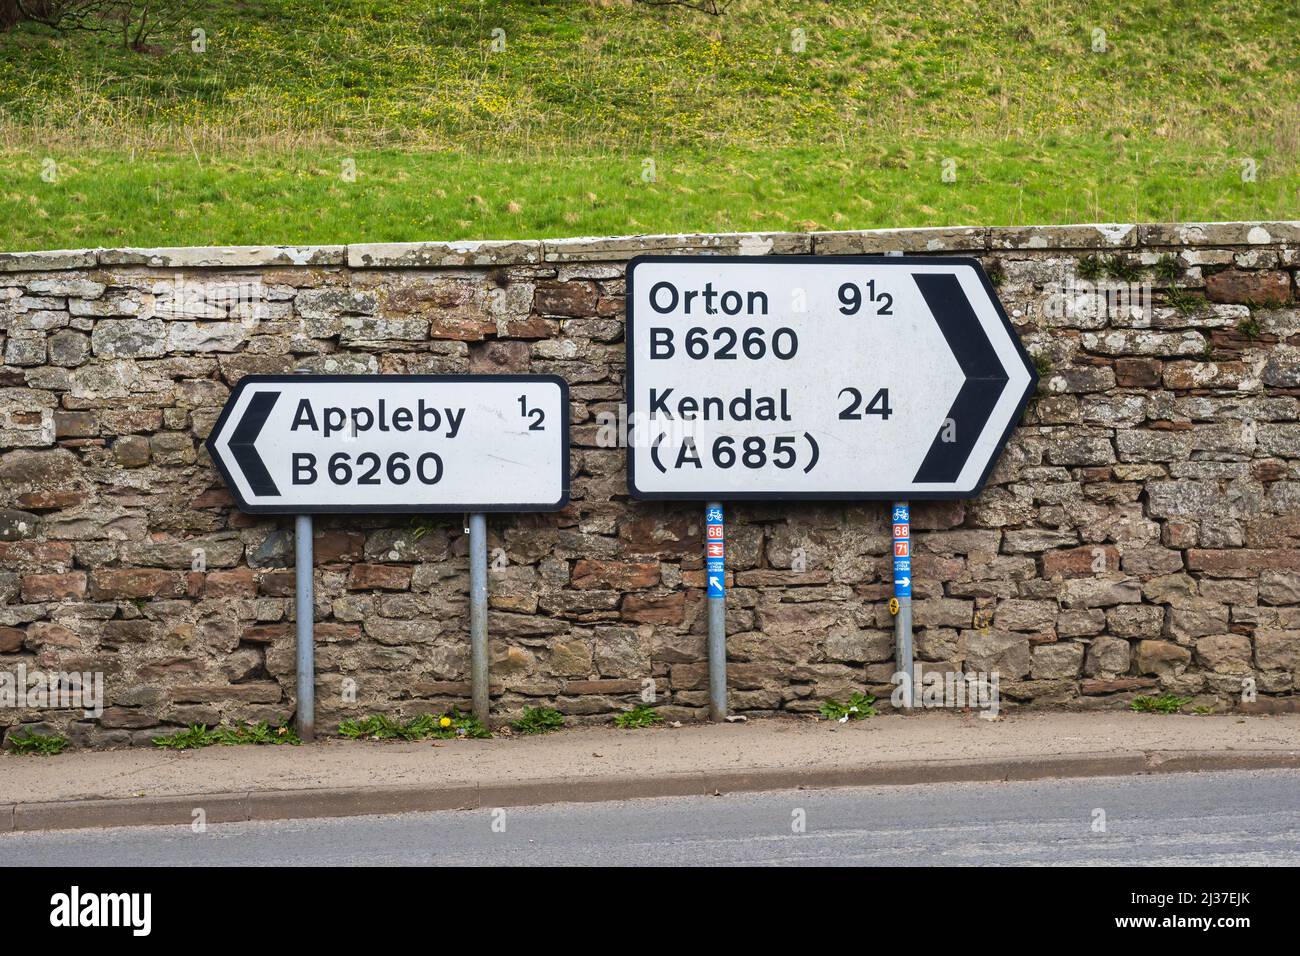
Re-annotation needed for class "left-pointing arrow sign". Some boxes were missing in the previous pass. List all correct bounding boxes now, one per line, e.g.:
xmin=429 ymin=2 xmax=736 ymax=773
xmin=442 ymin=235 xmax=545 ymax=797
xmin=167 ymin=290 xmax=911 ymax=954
xmin=205 ymin=374 xmax=570 ymax=515
xmin=228 ymin=390 xmax=280 ymax=497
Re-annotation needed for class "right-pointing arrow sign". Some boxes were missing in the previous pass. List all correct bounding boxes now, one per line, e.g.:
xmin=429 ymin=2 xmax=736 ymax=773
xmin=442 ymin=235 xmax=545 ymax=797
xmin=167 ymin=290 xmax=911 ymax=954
xmin=626 ymin=255 xmax=1037 ymax=500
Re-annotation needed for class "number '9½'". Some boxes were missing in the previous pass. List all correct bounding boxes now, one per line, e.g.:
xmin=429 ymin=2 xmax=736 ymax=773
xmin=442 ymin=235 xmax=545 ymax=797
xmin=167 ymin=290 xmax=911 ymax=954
xmin=837 ymin=282 xmax=893 ymax=316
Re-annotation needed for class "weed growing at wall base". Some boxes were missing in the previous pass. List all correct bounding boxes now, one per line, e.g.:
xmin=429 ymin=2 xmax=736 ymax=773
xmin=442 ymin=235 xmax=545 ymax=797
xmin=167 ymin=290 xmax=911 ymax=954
xmin=1130 ymin=694 xmax=1192 ymax=715
xmin=614 ymin=705 xmax=663 ymax=729
xmin=510 ymin=707 xmax=565 ymax=735
xmin=152 ymin=721 xmax=301 ymax=749
xmin=819 ymin=693 xmax=877 ymax=722
xmin=7 ymin=730 xmax=68 ymax=756
xmin=337 ymin=712 xmax=491 ymax=741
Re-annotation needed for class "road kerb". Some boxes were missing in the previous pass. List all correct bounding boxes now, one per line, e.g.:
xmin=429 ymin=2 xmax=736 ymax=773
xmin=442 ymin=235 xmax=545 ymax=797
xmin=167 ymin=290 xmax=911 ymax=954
xmin=6 ymin=749 xmax=1299 ymax=833
xmin=13 ymin=793 xmax=249 ymax=833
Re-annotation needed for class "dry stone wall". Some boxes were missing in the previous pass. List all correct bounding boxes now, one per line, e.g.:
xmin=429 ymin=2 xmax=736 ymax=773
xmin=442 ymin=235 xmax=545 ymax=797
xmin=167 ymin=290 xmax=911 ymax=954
xmin=2 ymin=222 xmax=1300 ymax=748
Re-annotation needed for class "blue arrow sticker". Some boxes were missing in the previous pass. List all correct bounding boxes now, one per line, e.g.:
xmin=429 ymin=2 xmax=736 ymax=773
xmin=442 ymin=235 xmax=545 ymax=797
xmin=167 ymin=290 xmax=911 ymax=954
xmin=706 ymin=559 xmax=725 ymax=598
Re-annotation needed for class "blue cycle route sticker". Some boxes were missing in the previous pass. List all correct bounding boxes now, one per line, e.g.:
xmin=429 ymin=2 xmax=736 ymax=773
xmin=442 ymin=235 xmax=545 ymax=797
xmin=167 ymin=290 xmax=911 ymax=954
xmin=706 ymin=506 xmax=725 ymax=599
xmin=892 ymin=504 xmax=911 ymax=598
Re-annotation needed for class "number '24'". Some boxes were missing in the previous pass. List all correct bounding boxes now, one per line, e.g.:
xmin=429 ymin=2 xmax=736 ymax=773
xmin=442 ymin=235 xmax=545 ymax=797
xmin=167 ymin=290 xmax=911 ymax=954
xmin=839 ymin=387 xmax=892 ymax=420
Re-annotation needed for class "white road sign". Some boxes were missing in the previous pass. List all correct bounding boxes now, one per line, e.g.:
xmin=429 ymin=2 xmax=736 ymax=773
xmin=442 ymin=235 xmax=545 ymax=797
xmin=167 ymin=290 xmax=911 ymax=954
xmin=206 ymin=375 xmax=568 ymax=513
xmin=626 ymin=255 xmax=1036 ymax=500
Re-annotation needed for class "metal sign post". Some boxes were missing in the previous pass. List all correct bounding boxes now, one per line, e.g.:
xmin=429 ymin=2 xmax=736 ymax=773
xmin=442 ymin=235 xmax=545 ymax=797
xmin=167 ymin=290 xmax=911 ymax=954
xmin=892 ymin=502 xmax=914 ymax=709
xmin=705 ymin=503 xmax=726 ymax=720
xmin=468 ymin=512 xmax=489 ymax=724
xmin=292 ymin=366 xmax=315 ymax=743
xmin=206 ymin=374 xmax=569 ymax=733
xmin=294 ymin=512 xmax=315 ymax=741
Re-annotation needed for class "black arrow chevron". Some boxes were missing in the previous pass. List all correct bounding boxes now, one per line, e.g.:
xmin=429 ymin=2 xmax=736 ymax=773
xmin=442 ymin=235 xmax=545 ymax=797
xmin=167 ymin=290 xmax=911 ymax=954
xmin=911 ymin=273 xmax=1009 ymax=484
xmin=230 ymin=390 xmax=280 ymax=497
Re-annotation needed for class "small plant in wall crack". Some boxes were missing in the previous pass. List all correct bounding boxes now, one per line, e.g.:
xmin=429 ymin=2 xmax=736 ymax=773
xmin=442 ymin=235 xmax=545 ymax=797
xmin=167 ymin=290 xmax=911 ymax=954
xmin=1165 ymin=281 xmax=1199 ymax=315
xmin=1237 ymin=316 xmax=1262 ymax=340
xmin=614 ymin=704 xmax=663 ymax=729
xmin=1077 ymin=254 xmax=1104 ymax=281
xmin=408 ymin=516 xmax=438 ymax=541
xmin=1155 ymin=252 xmax=1202 ymax=316
xmin=820 ymin=692 xmax=878 ymax=722
xmin=1154 ymin=253 xmax=1182 ymax=282
xmin=1102 ymin=253 xmax=1141 ymax=282
xmin=511 ymin=706 xmax=565 ymax=735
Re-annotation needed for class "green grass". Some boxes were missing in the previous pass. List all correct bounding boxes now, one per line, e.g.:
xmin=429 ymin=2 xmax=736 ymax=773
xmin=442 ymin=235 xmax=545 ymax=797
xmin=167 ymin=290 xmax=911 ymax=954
xmin=336 ymin=711 xmax=491 ymax=740
xmin=3 ymin=140 xmax=1294 ymax=250
xmin=152 ymin=721 xmax=301 ymax=748
xmin=4 ymin=0 xmax=1294 ymax=151
xmin=1 ymin=0 xmax=1296 ymax=249
xmin=7 ymin=730 xmax=69 ymax=755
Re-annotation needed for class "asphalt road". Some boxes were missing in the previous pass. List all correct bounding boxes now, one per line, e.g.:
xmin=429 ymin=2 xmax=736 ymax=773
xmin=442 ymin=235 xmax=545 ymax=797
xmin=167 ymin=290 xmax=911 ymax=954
xmin=3 ymin=770 xmax=1298 ymax=866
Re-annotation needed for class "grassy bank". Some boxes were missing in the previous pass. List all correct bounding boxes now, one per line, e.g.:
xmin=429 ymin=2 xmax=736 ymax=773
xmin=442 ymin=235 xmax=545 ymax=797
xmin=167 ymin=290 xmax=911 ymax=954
xmin=4 ymin=139 xmax=1294 ymax=249
xmin=1 ymin=0 xmax=1295 ymax=249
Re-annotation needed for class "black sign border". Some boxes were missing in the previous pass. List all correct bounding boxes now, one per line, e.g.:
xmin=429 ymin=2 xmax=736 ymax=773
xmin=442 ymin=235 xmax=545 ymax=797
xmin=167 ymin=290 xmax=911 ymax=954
xmin=206 ymin=374 xmax=570 ymax=514
xmin=624 ymin=254 xmax=1038 ymax=501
